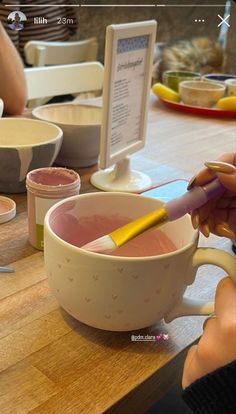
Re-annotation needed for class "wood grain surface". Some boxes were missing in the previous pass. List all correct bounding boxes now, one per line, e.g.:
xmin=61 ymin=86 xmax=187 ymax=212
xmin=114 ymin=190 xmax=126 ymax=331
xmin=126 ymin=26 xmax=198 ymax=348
xmin=0 ymin=95 xmax=235 ymax=414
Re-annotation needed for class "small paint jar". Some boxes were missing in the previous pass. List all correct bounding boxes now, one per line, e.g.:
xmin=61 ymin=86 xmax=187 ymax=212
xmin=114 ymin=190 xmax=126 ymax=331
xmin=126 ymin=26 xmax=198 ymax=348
xmin=26 ymin=167 xmax=81 ymax=250
xmin=0 ymin=196 xmax=16 ymax=224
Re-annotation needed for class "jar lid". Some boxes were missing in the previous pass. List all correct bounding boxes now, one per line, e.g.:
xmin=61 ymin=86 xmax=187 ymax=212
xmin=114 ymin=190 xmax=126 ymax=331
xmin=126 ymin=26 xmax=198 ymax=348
xmin=26 ymin=167 xmax=81 ymax=196
xmin=0 ymin=196 xmax=16 ymax=224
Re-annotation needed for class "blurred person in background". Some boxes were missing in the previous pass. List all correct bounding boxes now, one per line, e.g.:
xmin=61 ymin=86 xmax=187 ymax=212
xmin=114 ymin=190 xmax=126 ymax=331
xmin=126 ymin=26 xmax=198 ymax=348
xmin=0 ymin=0 xmax=78 ymax=59
xmin=0 ymin=21 xmax=27 ymax=114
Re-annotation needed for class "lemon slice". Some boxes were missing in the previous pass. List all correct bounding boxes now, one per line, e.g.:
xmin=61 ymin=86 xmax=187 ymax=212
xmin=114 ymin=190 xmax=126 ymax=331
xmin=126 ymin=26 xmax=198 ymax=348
xmin=217 ymin=96 xmax=236 ymax=111
xmin=152 ymin=83 xmax=180 ymax=103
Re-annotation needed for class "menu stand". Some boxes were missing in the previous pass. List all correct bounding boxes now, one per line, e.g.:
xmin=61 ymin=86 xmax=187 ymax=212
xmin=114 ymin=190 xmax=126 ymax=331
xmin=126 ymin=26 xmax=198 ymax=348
xmin=91 ymin=156 xmax=152 ymax=192
xmin=91 ymin=20 xmax=157 ymax=192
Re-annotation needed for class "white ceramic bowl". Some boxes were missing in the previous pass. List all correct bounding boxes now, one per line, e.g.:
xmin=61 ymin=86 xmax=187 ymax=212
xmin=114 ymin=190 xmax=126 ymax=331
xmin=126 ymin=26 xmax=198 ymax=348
xmin=0 ymin=99 xmax=3 ymax=117
xmin=179 ymin=80 xmax=226 ymax=108
xmin=32 ymin=104 xmax=102 ymax=168
xmin=0 ymin=118 xmax=63 ymax=193
xmin=225 ymin=79 xmax=236 ymax=96
xmin=202 ymin=73 xmax=236 ymax=85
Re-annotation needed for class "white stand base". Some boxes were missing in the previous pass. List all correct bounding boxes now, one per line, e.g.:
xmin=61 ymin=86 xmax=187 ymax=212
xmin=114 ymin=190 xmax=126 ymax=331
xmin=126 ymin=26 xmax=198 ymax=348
xmin=90 ymin=157 xmax=152 ymax=193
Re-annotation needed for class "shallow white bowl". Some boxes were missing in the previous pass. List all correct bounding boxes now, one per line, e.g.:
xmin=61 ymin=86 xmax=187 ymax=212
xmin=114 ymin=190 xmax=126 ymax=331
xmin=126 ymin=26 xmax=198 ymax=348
xmin=179 ymin=80 xmax=226 ymax=108
xmin=0 ymin=118 xmax=63 ymax=193
xmin=32 ymin=104 xmax=102 ymax=168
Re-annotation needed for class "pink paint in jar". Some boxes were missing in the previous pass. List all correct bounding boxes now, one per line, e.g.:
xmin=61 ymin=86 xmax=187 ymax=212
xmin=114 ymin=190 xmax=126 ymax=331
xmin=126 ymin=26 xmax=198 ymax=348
xmin=26 ymin=167 xmax=81 ymax=250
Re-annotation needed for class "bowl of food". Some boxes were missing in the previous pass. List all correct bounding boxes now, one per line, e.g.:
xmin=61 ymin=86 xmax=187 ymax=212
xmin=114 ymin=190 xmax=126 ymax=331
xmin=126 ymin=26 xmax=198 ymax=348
xmin=179 ymin=80 xmax=226 ymax=108
xmin=32 ymin=104 xmax=102 ymax=168
xmin=0 ymin=118 xmax=63 ymax=193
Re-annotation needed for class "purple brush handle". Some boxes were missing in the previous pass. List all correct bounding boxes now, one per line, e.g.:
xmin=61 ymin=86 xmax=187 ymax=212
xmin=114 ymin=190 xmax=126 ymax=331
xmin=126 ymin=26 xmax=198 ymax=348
xmin=166 ymin=178 xmax=225 ymax=221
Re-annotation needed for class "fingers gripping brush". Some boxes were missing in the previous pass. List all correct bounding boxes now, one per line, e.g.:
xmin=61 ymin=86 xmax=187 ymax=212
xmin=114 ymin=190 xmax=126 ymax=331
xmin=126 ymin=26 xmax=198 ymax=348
xmin=82 ymin=179 xmax=224 ymax=253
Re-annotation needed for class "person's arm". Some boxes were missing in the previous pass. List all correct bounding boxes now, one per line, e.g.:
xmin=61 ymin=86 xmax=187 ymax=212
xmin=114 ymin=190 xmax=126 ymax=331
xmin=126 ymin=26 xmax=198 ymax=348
xmin=182 ymin=277 xmax=236 ymax=412
xmin=0 ymin=21 xmax=27 ymax=115
xmin=182 ymin=360 xmax=236 ymax=413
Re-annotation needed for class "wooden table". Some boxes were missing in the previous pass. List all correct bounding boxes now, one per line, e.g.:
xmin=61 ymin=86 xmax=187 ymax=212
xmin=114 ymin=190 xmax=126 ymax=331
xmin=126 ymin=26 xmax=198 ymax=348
xmin=0 ymin=96 xmax=235 ymax=414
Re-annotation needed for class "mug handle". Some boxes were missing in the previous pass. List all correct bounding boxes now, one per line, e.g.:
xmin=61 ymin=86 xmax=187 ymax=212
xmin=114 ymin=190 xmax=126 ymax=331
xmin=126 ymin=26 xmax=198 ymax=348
xmin=164 ymin=247 xmax=236 ymax=323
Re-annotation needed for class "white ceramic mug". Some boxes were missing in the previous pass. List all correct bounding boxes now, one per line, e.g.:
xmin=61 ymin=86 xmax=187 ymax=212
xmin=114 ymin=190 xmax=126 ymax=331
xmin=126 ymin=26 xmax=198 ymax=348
xmin=0 ymin=99 xmax=3 ymax=117
xmin=44 ymin=193 xmax=236 ymax=331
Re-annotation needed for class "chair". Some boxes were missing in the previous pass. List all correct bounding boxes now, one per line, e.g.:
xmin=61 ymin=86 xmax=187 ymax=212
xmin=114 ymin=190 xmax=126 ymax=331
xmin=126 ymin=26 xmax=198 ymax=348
xmin=24 ymin=37 xmax=99 ymax=67
xmin=24 ymin=62 xmax=104 ymax=107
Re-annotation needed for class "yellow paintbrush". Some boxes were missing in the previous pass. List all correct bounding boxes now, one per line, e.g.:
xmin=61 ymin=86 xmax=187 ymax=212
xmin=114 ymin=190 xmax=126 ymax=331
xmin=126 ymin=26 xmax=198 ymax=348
xmin=82 ymin=179 xmax=224 ymax=253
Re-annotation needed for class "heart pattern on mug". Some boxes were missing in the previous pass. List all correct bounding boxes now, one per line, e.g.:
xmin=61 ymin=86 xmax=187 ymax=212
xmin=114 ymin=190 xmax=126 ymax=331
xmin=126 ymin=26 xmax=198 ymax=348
xmin=118 ymin=267 xmax=124 ymax=274
xmin=68 ymin=276 xmax=74 ymax=283
xmin=117 ymin=309 xmax=124 ymax=315
xmin=92 ymin=274 xmax=99 ymax=281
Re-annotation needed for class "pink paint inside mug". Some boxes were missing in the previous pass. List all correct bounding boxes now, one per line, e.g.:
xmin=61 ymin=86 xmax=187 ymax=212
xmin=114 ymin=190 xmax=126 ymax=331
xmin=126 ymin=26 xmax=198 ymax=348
xmin=50 ymin=211 xmax=177 ymax=257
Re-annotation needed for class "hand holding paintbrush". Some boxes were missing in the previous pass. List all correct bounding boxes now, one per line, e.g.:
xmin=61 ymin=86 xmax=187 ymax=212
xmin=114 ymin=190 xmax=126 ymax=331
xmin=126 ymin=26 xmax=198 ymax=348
xmin=82 ymin=178 xmax=225 ymax=253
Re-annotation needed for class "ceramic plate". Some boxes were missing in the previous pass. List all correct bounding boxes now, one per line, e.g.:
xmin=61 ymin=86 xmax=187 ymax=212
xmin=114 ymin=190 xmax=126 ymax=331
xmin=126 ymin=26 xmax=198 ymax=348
xmin=159 ymin=98 xmax=236 ymax=118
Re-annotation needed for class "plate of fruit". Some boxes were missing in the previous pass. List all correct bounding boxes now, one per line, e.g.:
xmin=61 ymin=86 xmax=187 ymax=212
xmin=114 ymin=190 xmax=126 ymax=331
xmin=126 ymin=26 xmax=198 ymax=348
xmin=152 ymin=82 xmax=236 ymax=118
